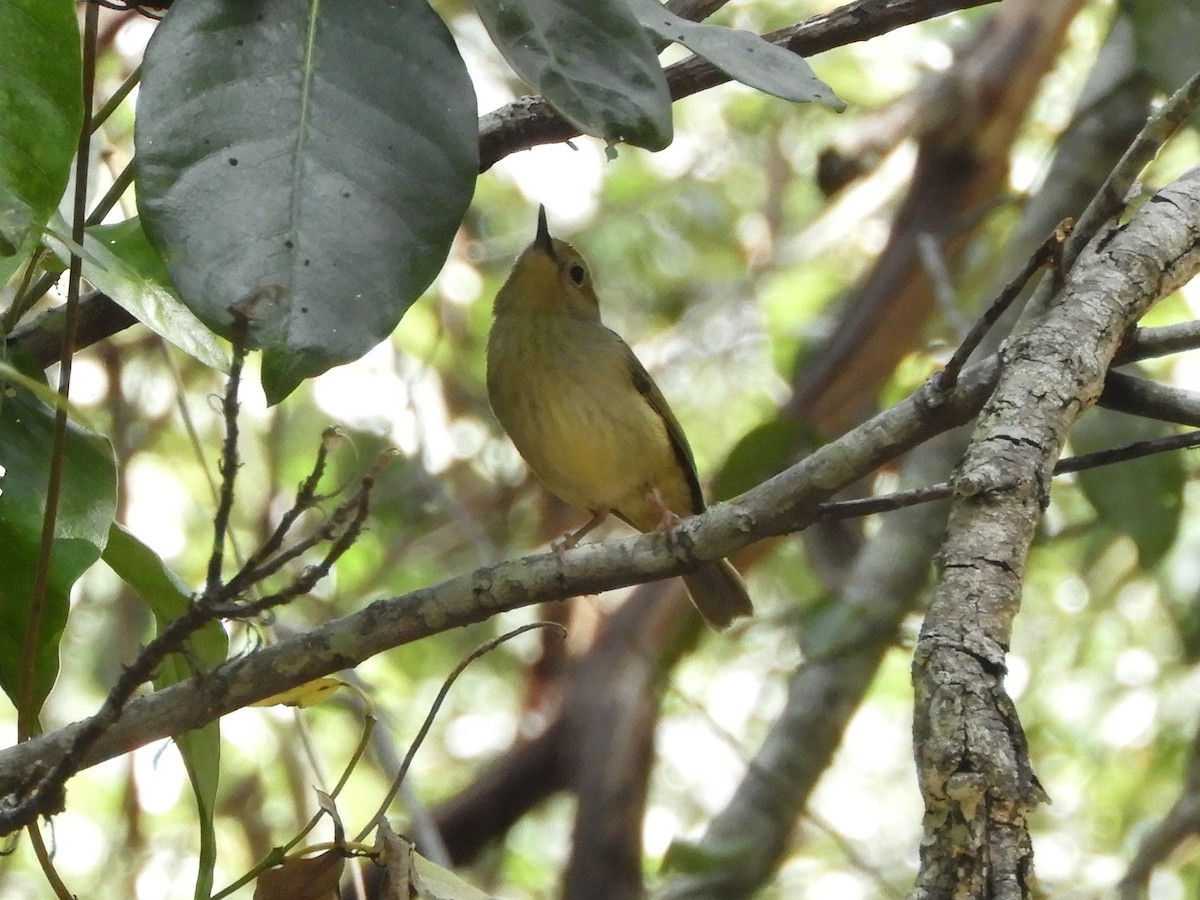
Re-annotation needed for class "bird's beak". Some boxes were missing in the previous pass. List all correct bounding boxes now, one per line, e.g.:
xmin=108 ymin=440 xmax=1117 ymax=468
xmin=535 ymin=205 xmax=555 ymax=256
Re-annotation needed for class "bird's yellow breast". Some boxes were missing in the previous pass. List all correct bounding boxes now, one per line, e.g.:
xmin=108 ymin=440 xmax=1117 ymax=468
xmin=487 ymin=311 xmax=691 ymax=529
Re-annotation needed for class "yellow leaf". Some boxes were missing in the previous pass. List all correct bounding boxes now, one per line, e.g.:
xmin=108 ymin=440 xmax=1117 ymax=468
xmin=253 ymin=677 xmax=345 ymax=708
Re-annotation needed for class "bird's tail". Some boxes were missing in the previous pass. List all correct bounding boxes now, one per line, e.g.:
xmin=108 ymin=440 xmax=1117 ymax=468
xmin=682 ymin=559 xmax=753 ymax=630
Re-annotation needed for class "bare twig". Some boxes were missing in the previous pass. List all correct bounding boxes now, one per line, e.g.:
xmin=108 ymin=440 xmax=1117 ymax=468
xmin=211 ymin=706 xmax=379 ymax=899
xmin=1100 ymin=372 xmax=1200 ymax=428
xmin=818 ymin=428 xmax=1200 ymax=520
xmin=1118 ymin=320 xmax=1200 ymax=363
xmin=0 ymin=360 xmax=382 ymax=834
xmin=917 ymin=232 xmax=968 ymax=336
xmin=205 ymin=312 xmax=250 ymax=597
xmin=930 ymin=219 xmax=1072 ymax=394
xmin=1055 ymin=428 xmax=1200 ymax=474
xmin=220 ymin=428 xmax=343 ymax=595
xmin=356 ymin=622 xmax=567 ymax=843
xmin=1063 ymin=69 xmax=1200 ymax=271
xmin=1019 ymin=68 xmax=1200 ymax=326
xmin=214 ymin=459 xmax=383 ymax=617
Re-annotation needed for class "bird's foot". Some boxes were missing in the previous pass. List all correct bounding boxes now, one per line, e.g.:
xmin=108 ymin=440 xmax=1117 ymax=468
xmin=647 ymin=489 xmax=684 ymax=548
xmin=552 ymin=509 xmax=610 ymax=561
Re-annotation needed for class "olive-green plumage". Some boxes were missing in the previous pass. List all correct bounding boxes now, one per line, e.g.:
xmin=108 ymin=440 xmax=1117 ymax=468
xmin=486 ymin=207 xmax=752 ymax=630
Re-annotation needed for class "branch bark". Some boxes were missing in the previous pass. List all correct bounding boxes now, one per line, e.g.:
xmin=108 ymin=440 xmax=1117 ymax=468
xmin=910 ymin=165 xmax=1200 ymax=899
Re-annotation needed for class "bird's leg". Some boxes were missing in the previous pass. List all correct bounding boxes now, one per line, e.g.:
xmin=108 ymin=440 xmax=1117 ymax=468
xmin=646 ymin=489 xmax=682 ymax=540
xmin=552 ymin=508 xmax=611 ymax=560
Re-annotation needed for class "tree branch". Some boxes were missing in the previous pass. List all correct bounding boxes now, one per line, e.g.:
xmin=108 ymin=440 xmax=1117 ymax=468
xmin=910 ymin=165 xmax=1200 ymax=899
xmin=0 ymin=351 xmax=1000 ymax=815
xmin=478 ymin=0 xmax=999 ymax=170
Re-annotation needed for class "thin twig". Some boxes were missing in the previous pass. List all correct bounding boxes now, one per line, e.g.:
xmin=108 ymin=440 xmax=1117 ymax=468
xmin=917 ymin=232 xmax=969 ymax=338
xmin=0 ymin=416 xmax=379 ymax=833
xmin=817 ymin=428 xmax=1200 ymax=520
xmin=1062 ymin=68 xmax=1200 ymax=273
xmin=817 ymin=482 xmax=954 ymax=520
xmin=355 ymin=622 xmax=567 ymax=844
xmin=205 ymin=313 xmax=251 ymax=597
xmin=1054 ymin=428 xmax=1200 ymax=474
xmin=1116 ymin=722 xmax=1200 ymax=898
xmin=85 ymin=163 xmax=135 ymax=227
xmin=212 ymin=713 xmax=379 ymax=899
xmin=20 ymin=19 xmax=100 ymax=895
xmin=930 ymin=218 xmax=1072 ymax=393
xmin=219 ymin=452 xmax=387 ymax=608
xmin=17 ymin=0 xmax=101 ymax=743
xmin=89 ymin=63 xmax=140 ymax=134
xmin=224 ymin=428 xmax=343 ymax=592
xmin=1101 ymin=372 xmax=1200 ymax=428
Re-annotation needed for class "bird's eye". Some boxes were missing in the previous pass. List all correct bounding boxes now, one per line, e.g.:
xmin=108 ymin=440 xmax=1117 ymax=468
xmin=568 ymin=264 xmax=587 ymax=285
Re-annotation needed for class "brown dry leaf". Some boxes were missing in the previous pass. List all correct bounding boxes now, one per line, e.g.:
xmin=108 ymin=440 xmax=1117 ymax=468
xmin=373 ymin=819 xmax=494 ymax=899
xmin=376 ymin=819 xmax=415 ymax=900
xmin=252 ymin=850 xmax=345 ymax=900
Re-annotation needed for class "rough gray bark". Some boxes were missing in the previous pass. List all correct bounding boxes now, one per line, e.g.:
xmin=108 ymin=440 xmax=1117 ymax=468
xmin=910 ymin=166 xmax=1200 ymax=899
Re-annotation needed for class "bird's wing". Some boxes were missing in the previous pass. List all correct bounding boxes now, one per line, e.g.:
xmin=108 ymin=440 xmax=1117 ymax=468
xmin=620 ymin=337 xmax=706 ymax=515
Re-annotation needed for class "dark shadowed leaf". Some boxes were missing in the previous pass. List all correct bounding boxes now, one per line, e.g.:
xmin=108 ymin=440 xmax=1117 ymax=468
xmin=711 ymin=417 xmax=817 ymax=502
xmin=0 ymin=363 xmax=116 ymax=718
xmin=471 ymin=0 xmax=673 ymax=150
xmin=136 ymin=0 xmax=477 ymax=403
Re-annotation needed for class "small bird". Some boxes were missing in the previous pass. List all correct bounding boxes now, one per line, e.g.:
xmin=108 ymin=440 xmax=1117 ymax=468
xmin=486 ymin=207 xmax=752 ymax=629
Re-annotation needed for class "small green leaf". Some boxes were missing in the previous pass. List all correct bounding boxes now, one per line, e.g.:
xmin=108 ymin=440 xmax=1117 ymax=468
xmin=46 ymin=217 xmax=231 ymax=372
xmin=472 ymin=0 xmax=673 ymax=150
xmin=1071 ymin=407 xmax=1184 ymax=567
xmin=136 ymin=0 xmax=478 ymax=404
xmin=103 ymin=523 xmax=228 ymax=900
xmin=0 ymin=363 xmax=116 ymax=719
xmin=626 ymin=0 xmax=844 ymax=110
xmin=0 ymin=0 xmax=82 ymax=287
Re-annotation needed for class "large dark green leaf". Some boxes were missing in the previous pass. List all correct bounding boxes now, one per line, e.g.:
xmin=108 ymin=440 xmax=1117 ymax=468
xmin=136 ymin=0 xmax=478 ymax=404
xmin=0 ymin=364 xmax=116 ymax=718
xmin=472 ymin=0 xmax=673 ymax=150
xmin=103 ymin=523 xmax=228 ymax=900
xmin=626 ymin=0 xmax=844 ymax=110
xmin=0 ymin=0 xmax=81 ymax=285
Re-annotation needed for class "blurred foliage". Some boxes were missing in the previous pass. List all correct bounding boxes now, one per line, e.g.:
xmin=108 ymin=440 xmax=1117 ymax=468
xmin=2 ymin=0 xmax=1200 ymax=898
